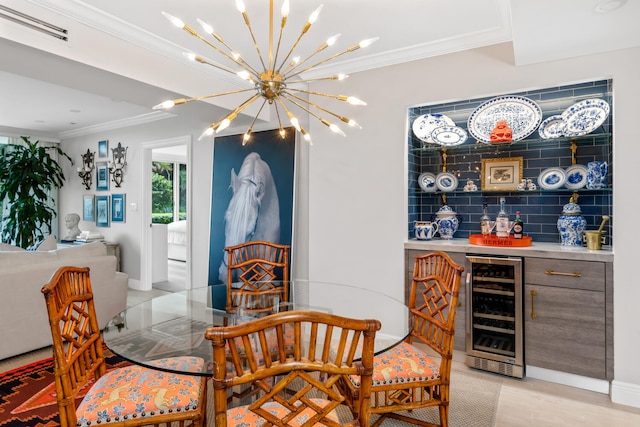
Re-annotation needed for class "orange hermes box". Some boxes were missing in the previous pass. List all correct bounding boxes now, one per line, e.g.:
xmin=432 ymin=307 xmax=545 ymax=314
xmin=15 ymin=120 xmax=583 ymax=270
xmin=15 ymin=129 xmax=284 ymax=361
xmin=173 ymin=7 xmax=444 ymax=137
xmin=469 ymin=234 xmax=532 ymax=247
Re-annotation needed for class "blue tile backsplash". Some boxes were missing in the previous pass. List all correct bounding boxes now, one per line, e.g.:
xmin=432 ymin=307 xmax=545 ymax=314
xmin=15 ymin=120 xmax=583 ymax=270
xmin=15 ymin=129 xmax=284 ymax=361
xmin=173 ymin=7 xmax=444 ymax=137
xmin=408 ymin=80 xmax=613 ymax=244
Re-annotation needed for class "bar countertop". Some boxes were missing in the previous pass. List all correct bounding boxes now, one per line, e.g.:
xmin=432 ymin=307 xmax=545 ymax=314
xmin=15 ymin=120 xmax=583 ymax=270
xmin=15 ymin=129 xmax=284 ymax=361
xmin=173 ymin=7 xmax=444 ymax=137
xmin=405 ymin=239 xmax=613 ymax=262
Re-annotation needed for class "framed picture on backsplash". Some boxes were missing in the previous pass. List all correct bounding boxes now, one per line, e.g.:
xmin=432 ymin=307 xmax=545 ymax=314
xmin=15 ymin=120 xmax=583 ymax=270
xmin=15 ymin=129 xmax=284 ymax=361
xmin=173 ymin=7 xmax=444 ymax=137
xmin=481 ymin=157 xmax=523 ymax=191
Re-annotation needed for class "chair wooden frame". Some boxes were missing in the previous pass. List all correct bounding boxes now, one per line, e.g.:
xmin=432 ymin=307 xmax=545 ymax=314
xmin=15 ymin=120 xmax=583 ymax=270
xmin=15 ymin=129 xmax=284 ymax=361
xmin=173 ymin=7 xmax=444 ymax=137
xmin=206 ymin=310 xmax=381 ymax=427
xmin=339 ymin=251 xmax=464 ymax=427
xmin=41 ymin=266 xmax=207 ymax=427
xmin=225 ymin=240 xmax=290 ymax=314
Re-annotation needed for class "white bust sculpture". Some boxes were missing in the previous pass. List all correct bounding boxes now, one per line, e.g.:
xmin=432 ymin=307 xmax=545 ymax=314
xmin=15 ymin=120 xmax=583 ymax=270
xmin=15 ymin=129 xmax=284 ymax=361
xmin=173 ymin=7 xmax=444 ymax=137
xmin=63 ymin=213 xmax=81 ymax=241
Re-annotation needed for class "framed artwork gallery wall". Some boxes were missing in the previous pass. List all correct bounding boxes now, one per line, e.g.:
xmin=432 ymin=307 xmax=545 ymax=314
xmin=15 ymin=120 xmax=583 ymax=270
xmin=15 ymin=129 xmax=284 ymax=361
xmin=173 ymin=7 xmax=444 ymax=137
xmin=408 ymin=79 xmax=613 ymax=244
xmin=81 ymin=139 xmax=126 ymax=228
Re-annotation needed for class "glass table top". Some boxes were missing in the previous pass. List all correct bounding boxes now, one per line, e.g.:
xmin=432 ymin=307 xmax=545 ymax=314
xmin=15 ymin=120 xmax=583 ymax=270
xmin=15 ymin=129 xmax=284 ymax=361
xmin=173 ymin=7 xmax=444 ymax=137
xmin=103 ymin=280 xmax=411 ymax=376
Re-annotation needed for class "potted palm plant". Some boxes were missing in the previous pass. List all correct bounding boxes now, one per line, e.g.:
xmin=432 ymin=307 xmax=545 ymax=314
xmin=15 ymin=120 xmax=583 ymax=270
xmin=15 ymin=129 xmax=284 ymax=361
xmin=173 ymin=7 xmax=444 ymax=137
xmin=0 ymin=136 xmax=72 ymax=248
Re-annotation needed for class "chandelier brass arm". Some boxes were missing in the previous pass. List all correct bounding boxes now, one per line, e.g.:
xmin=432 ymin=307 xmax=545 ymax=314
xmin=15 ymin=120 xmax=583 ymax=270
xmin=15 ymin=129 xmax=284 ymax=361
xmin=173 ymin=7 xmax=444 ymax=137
xmin=155 ymin=0 xmax=377 ymax=144
xmin=281 ymin=93 xmax=345 ymax=136
xmin=284 ymin=37 xmax=379 ymax=80
xmin=284 ymin=90 xmax=361 ymax=129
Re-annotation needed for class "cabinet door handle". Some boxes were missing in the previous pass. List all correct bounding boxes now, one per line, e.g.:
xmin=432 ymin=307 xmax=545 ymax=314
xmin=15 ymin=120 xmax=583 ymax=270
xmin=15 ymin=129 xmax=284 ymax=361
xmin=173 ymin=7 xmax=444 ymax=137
xmin=545 ymin=269 xmax=581 ymax=278
xmin=530 ymin=290 xmax=537 ymax=319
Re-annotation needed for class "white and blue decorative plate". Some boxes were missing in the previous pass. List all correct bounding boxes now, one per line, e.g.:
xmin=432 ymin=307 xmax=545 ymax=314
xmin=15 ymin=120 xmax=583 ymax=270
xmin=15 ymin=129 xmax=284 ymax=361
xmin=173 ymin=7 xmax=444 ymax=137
xmin=436 ymin=172 xmax=458 ymax=192
xmin=562 ymin=98 xmax=610 ymax=137
xmin=538 ymin=115 xmax=566 ymax=139
xmin=467 ymin=95 xmax=543 ymax=143
xmin=564 ymin=164 xmax=588 ymax=190
xmin=412 ymin=113 xmax=456 ymax=143
xmin=418 ymin=172 xmax=437 ymax=192
xmin=431 ymin=126 xmax=468 ymax=146
xmin=538 ymin=167 xmax=567 ymax=190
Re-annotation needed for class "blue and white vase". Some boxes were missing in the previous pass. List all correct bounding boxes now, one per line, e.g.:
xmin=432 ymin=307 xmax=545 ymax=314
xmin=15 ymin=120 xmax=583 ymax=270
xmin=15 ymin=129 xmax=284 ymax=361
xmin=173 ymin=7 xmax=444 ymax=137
xmin=434 ymin=205 xmax=459 ymax=240
xmin=586 ymin=161 xmax=608 ymax=189
xmin=557 ymin=200 xmax=587 ymax=246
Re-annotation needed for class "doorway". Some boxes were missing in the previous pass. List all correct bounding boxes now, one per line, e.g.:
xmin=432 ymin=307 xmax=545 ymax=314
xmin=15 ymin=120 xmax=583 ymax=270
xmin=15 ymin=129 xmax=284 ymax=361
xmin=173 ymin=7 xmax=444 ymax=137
xmin=141 ymin=136 xmax=192 ymax=292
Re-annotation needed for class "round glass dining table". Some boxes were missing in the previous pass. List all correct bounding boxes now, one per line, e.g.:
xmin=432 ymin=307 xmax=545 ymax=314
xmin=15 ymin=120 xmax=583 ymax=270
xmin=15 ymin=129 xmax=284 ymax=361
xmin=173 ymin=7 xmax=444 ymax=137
xmin=103 ymin=280 xmax=411 ymax=376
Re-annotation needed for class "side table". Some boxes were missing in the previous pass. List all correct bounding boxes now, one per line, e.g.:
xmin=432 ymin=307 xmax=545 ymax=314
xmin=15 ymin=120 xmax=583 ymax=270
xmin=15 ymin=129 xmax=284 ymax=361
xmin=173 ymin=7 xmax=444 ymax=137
xmin=57 ymin=241 xmax=121 ymax=272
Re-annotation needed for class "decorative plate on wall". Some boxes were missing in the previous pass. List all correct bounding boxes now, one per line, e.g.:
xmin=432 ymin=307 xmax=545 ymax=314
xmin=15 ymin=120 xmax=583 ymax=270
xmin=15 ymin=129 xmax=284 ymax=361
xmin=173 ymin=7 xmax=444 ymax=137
xmin=538 ymin=115 xmax=566 ymax=139
xmin=562 ymin=98 xmax=610 ymax=136
xmin=564 ymin=164 xmax=588 ymax=190
xmin=436 ymin=172 xmax=458 ymax=192
xmin=538 ymin=167 xmax=567 ymax=190
xmin=412 ymin=113 xmax=456 ymax=143
xmin=467 ymin=95 xmax=543 ymax=143
xmin=418 ymin=172 xmax=437 ymax=192
xmin=431 ymin=126 xmax=468 ymax=146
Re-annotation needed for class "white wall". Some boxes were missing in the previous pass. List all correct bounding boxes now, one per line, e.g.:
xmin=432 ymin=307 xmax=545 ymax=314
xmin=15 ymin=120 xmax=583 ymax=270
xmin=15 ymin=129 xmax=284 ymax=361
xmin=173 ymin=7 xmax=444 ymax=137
xmin=307 ymin=42 xmax=640 ymax=407
xmin=59 ymin=115 xmax=213 ymax=286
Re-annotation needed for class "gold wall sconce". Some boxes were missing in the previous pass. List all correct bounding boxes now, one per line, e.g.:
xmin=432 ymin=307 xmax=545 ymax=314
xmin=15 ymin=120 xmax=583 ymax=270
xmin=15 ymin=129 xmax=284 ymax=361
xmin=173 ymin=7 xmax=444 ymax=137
xmin=77 ymin=149 xmax=95 ymax=190
xmin=108 ymin=142 xmax=128 ymax=187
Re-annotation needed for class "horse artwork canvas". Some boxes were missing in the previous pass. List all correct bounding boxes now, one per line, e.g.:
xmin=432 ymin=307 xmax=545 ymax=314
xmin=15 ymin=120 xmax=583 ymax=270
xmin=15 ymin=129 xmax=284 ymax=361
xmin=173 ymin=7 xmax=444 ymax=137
xmin=217 ymin=152 xmax=280 ymax=283
xmin=208 ymin=128 xmax=296 ymax=287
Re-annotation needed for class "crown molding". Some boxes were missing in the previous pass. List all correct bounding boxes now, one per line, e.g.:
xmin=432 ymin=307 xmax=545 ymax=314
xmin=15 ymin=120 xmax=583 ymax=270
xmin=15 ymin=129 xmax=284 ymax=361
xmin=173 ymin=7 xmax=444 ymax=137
xmin=59 ymin=111 xmax=174 ymax=139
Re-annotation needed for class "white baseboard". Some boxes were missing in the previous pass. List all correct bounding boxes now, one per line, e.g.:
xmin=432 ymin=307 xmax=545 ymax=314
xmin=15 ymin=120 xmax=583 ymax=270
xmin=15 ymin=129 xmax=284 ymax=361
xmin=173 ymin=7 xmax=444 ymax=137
xmin=611 ymin=380 xmax=640 ymax=409
xmin=127 ymin=278 xmax=143 ymax=290
xmin=526 ymin=365 xmax=610 ymax=394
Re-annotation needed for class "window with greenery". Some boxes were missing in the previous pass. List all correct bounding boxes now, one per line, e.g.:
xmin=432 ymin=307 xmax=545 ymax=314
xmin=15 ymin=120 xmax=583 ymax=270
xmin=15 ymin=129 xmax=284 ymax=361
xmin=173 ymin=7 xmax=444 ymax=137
xmin=152 ymin=161 xmax=187 ymax=224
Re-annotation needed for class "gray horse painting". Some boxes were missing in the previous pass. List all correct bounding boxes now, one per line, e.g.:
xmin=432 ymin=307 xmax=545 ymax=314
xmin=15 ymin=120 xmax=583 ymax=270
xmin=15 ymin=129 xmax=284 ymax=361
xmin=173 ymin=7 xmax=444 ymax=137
xmin=218 ymin=152 xmax=280 ymax=283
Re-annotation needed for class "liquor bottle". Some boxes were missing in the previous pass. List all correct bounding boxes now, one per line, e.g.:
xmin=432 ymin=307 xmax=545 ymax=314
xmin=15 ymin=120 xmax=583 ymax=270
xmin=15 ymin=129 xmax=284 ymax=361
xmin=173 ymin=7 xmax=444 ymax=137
xmin=513 ymin=211 xmax=524 ymax=239
xmin=480 ymin=203 xmax=493 ymax=236
xmin=495 ymin=197 xmax=510 ymax=238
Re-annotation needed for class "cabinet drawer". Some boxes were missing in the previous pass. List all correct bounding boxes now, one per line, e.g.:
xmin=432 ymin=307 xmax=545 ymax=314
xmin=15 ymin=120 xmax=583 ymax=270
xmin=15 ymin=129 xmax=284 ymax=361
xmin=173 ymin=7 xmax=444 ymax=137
xmin=525 ymin=257 xmax=604 ymax=291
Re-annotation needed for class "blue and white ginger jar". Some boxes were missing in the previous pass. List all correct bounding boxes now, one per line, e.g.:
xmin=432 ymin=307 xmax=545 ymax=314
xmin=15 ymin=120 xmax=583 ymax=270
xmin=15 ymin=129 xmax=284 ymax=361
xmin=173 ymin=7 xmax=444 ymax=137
xmin=557 ymin=201 xmax=587 ymax=246
xmin=434 ymin=205 xmax=459 ymax=240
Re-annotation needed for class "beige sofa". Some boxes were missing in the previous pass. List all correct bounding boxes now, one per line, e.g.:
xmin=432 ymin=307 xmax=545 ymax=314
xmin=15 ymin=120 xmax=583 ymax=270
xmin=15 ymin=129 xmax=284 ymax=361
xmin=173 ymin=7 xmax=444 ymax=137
xmin=0 ymin=242 xmax=128 ymax=360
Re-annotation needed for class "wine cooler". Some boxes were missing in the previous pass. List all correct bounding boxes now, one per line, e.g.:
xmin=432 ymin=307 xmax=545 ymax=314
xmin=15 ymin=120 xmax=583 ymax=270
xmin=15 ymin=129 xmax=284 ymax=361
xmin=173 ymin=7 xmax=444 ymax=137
xmin=465 ymin=255 xmax=524 ymax=378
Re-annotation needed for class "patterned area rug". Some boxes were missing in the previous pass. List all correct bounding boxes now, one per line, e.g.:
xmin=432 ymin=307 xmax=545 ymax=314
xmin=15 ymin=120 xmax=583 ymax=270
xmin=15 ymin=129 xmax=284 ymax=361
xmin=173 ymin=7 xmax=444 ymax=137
xmin=0 ymin=352 xmax=500 ymax=427
xmin=374 ymin=367 xmax=502 ymax=426
xmin=0 ymin=350 xmax=130 ymax=427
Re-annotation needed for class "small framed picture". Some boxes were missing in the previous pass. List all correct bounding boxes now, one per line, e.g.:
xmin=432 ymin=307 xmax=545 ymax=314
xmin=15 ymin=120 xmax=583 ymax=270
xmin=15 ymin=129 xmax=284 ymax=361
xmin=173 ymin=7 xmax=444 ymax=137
xmin=98 ymin=140 xmax=109 ymax=158
xmin=96 ymin=195 xmax=110 ymax=227
xmin=111 ymin=194 xmax=126 ymax=223
xmin=481 ymin=157 xmax=523 ymax=191
xmin=96 ymin=161 xmax=109 ymax=191
xmin=83 ymin=194 xmax=95 ymax=221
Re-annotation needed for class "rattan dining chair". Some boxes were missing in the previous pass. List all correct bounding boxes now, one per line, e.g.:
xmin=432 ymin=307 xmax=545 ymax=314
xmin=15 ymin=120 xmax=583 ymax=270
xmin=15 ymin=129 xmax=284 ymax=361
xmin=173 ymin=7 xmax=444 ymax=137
xmin=225 ymin=240 xmax=290 ymax=314
xmin=339 ymin=251 xmax=464 ymax=427
xmin=205 ymin=310 xmax=381 ymax=427
xmin=41 ymin=266 xmax=207 ymax=427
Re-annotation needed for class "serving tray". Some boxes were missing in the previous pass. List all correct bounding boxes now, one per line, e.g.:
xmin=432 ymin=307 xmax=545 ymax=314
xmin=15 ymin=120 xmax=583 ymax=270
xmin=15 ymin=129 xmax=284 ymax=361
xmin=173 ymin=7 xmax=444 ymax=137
xmin=469 ymin=234 xmax=533 ymax=247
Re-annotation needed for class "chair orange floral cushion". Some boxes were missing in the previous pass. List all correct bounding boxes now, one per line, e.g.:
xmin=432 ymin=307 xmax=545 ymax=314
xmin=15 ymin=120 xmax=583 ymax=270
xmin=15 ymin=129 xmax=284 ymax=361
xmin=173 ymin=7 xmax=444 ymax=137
xmin=349 ymin=342 xmax=440 ymax=386
xmin=76 ymin=357 xmax=205 ymax=427
xmin=226 ymin=399 xmax=339 ymax=426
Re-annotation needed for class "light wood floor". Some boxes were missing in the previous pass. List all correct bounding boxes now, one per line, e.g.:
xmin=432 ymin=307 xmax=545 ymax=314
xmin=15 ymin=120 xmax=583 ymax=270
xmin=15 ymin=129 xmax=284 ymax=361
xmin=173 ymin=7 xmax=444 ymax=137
xmin=3 ymin=287 xmax=640 ymax=426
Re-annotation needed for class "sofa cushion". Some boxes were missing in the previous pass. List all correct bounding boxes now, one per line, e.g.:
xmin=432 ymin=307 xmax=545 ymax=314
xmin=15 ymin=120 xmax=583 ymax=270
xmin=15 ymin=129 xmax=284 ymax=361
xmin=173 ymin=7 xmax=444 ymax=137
xmin=0 ymin=242 xmax=25 ymax=252
xmin=0 ymin=242 xmax=107 ymax=269
xmin=56 ymin=242 xmax=107 ymax=259
xmin=36 ymin=235 xmax=57 ymax=251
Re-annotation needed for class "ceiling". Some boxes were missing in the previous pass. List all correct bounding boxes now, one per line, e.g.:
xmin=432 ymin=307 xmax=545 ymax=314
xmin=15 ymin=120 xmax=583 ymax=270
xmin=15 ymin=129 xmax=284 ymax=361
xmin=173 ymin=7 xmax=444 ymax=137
xmin=0 ymin=0 xmax=638 ymax=140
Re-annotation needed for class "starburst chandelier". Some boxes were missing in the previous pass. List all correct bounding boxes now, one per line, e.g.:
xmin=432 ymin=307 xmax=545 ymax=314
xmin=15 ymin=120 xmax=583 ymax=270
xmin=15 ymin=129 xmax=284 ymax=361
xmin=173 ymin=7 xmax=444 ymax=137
xmin=153 ymin=0 xmax=377 ymax=144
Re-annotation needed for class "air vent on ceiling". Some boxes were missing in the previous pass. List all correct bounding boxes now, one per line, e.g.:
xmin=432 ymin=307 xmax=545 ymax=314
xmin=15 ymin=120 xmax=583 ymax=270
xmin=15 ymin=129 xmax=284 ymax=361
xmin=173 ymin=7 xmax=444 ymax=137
xmin=0 ymin=5 xmax=67 ymax=41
